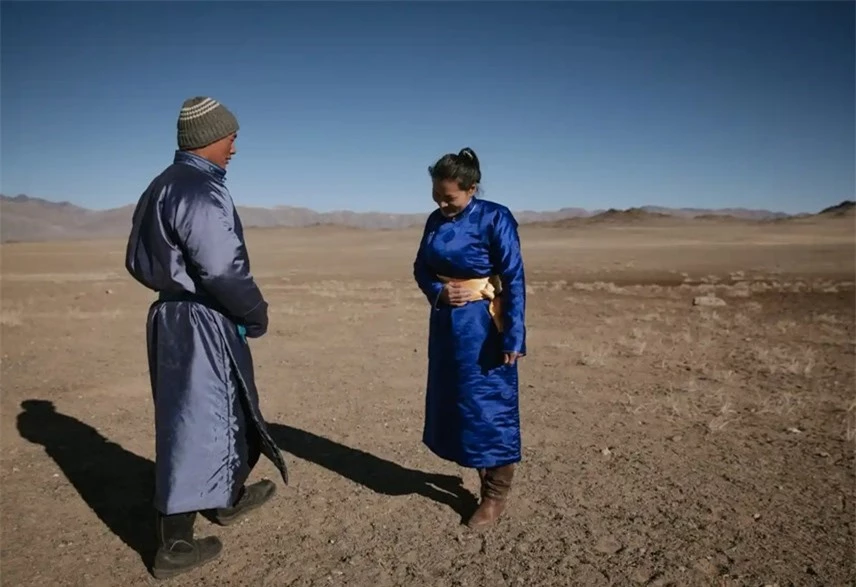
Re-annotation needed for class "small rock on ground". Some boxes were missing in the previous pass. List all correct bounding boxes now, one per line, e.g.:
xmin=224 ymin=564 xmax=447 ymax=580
xmin=594 ymin=536 xmax=623 ymax=554
xmin=693 ymin=295 xmax=727 ymax=307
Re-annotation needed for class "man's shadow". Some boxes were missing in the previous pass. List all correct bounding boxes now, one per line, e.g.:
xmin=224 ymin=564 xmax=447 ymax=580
xmin=15 ymin=400 xmax=157 ymax=570
xmin=268 ymin=423 xmax=478 ymax=521
xmin=15 ymin=401 xmax=479 ymax=573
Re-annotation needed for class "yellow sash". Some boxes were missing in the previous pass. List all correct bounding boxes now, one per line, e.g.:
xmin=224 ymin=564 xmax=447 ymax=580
xmin=437 ymin=275 xmax=504 ymax=332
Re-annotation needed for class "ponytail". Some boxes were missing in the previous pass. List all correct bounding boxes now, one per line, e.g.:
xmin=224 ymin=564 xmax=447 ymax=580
xmin=429 ymin=146 xmax=482 ymax=190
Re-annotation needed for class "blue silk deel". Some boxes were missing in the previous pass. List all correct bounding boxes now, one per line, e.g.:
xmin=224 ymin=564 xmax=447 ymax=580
xmin=413 ymin=197 xmax=527 ymax=469
xmin=125 ymin=150 xmax=288 ymax=515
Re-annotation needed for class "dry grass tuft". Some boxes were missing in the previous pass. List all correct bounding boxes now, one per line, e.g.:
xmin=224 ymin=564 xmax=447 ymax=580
xmin=616 ymin=326 xmax=653 ymax=356
xmin=729 ymin=312 xmax=749 ymax=328
xmin=620 ymin=338 xmax=647 ymax=356
xmin=846 ymin=398 xmax=856 ymax=443
xmin=710 ymin=368 xmax=737 ymax=385
xmin=756 ymin=388 xmax=805 ymax=417
xmin=0 ymin=308 xmax=23 ymax=327
xmin=775 ymin=319 xmax=798 ymax=334
xmin=814 ymin=313 xmax=842 ymax=326
xmin=65 ymin=308 xmax=124 ymax=320
xmin=578 ymin=343 xmax=611 ymax=366
xmin=708 ymin=397 xmax=737 ymax=432
xmin=664 ymin=382 xmax=698 ymax=419
xmin=751 ymin=345 xmax=817 ymax=376
xmin=1 ymin=271 xmax=121 ymax=283
xmin=570 ymin=281 xmax=628 ymax=295
xmin=723 ymin=283 xmax=752 ymax=298
xmin=745 ymin=301 xmax=764 ymax=313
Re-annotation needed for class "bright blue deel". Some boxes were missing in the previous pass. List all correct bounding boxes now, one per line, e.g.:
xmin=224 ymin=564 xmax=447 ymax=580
xmin=413 ymin=196 xmax=527 ymax=469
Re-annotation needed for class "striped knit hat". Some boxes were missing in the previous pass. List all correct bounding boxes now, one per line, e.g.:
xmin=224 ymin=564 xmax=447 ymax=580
xmin=176 ymin=96 xmax=239 ymax=150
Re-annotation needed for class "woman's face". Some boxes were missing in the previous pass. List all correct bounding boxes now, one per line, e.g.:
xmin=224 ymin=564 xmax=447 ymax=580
xmin=432 ymin=178 xmax=476 ymax=218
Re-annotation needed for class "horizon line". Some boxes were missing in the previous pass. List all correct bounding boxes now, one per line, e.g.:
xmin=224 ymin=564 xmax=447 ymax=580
xmin=0 ymin=192 xmax=831 ymax=217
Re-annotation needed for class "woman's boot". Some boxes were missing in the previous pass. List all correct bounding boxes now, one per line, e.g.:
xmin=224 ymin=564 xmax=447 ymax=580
xmin=466 ymin=464 xmax=514 ymax=530
xmin=152 ymin=511 xmax=222 ymax=580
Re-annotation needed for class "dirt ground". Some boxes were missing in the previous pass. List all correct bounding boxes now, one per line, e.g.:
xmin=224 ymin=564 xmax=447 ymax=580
xmin=1 ymin=218 xmax=854 ymax=587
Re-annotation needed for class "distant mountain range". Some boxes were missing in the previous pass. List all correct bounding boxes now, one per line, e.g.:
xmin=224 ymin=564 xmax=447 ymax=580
xmin=0 ymin=193 xmax=851 ymax=243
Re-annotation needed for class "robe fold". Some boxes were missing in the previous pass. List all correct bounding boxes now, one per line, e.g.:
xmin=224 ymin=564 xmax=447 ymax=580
xmin=413 ymin=197 xmax=527 ymax=469
xmin=125 ymin=150 xmax=287 ymax=515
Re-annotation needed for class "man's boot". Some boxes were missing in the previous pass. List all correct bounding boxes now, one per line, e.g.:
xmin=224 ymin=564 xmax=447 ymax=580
xmin=466 ymin=464 xmax=514 ymax=530
xmin=152 ymin=511 xmax=222 ymax=580
xmin=211 ymin=479 xmax=277 ymax=526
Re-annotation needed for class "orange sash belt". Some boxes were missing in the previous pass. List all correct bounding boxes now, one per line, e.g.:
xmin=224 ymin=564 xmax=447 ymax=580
xmin=437 ymin=275 xmax=504 ymax=333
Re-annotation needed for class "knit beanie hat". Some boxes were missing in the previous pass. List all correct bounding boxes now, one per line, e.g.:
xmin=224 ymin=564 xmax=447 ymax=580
xmin=176 ymin=96 xmax=240 ymax=150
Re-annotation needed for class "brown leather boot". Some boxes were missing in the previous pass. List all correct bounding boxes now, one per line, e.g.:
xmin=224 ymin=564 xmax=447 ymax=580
xmin=466 ymin=464 xmax=514 ymax=530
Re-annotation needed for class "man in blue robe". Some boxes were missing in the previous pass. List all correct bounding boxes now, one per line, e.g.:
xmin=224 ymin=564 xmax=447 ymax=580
xmin=413 ymin=147 xmax=527 ymax=530
xmin=125 ymin=96 xmax=288 ymax=579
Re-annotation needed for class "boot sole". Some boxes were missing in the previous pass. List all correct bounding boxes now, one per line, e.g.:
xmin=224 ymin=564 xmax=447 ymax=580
xmin=466 ymin=519 xmax=502 ymax=531
xmin=214 ymin=483 xmax=277 ymax=526
xmin=152 ymin=550 xmax=222 ymax=580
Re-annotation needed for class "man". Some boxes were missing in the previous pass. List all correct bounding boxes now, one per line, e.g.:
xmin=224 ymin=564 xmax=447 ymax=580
xmin=125 ymin=96 xmax=288 ymax=580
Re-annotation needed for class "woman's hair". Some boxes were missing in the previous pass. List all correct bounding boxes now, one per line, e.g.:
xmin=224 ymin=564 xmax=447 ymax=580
xmin=428 ymin=147 xmax=482 ymax=190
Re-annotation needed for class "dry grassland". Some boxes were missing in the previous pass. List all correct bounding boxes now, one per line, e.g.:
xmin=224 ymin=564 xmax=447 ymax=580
xmin=1 ymin=218 xmax=853 ymax=586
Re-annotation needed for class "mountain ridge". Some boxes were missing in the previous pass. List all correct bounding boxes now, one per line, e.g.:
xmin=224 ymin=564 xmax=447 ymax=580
xmin=0 ymin=193 xmax=836 ymax=243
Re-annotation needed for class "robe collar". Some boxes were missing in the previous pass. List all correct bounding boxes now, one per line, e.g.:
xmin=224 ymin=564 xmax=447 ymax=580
xmin=173 ymin=150 xmax=227 ymax=181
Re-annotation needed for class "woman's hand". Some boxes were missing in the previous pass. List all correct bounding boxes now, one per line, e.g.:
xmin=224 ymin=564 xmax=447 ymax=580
xmin=503 ymin=352 xmax=522 ymax=365
xmin=440 ymin=283 xmax=470 ymax=307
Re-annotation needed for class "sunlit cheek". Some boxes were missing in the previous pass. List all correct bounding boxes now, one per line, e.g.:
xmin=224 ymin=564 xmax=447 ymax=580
xmin=440 ymin=203 xmax=459 ymax=217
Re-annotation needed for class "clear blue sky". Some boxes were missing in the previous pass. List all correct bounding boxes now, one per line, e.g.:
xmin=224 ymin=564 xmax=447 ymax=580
xmin=2 ymin=1 xmax=853 ymax=214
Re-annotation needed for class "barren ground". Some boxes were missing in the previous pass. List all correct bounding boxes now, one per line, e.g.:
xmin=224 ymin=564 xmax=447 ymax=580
xmin=1 ymin=219 xmax=854 ymax=587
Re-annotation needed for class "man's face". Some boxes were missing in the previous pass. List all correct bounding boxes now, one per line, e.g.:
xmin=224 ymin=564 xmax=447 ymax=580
xmin=199 ymin=133 xmax=237 ymax=169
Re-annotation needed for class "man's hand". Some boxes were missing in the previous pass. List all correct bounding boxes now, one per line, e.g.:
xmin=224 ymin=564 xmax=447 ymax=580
xmin=503 ymin=352 xmax=522 ymax=365
xmin=440 ymin=282 xmax=470 ymax=307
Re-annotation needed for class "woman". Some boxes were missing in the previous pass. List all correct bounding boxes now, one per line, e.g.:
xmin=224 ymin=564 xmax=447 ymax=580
xmin=413 ymin=147 xmax=527 ymax=529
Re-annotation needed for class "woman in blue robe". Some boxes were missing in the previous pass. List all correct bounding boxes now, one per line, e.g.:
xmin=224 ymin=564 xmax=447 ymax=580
xmin=413 ymin=147 xmax=527 ymax=529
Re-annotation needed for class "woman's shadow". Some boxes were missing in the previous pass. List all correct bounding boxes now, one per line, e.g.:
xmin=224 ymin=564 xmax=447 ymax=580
xmin=15 ymin=399 xmax=157 ymax=569
xmin=267 ymin=423 xmax=478 ymax=521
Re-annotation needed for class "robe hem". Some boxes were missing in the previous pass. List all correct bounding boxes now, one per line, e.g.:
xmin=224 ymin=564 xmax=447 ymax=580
xmin=422 ymin=440 xmax=521 ymax=469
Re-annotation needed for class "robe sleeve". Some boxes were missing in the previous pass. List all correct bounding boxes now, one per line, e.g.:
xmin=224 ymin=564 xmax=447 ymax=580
xmin=489 ymin=207 xmax=527 ymax=355
xmin=174 ymin=191 xmax=269 ymax=338
xmin=413 ymin=216 xmax=445 ymax=306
